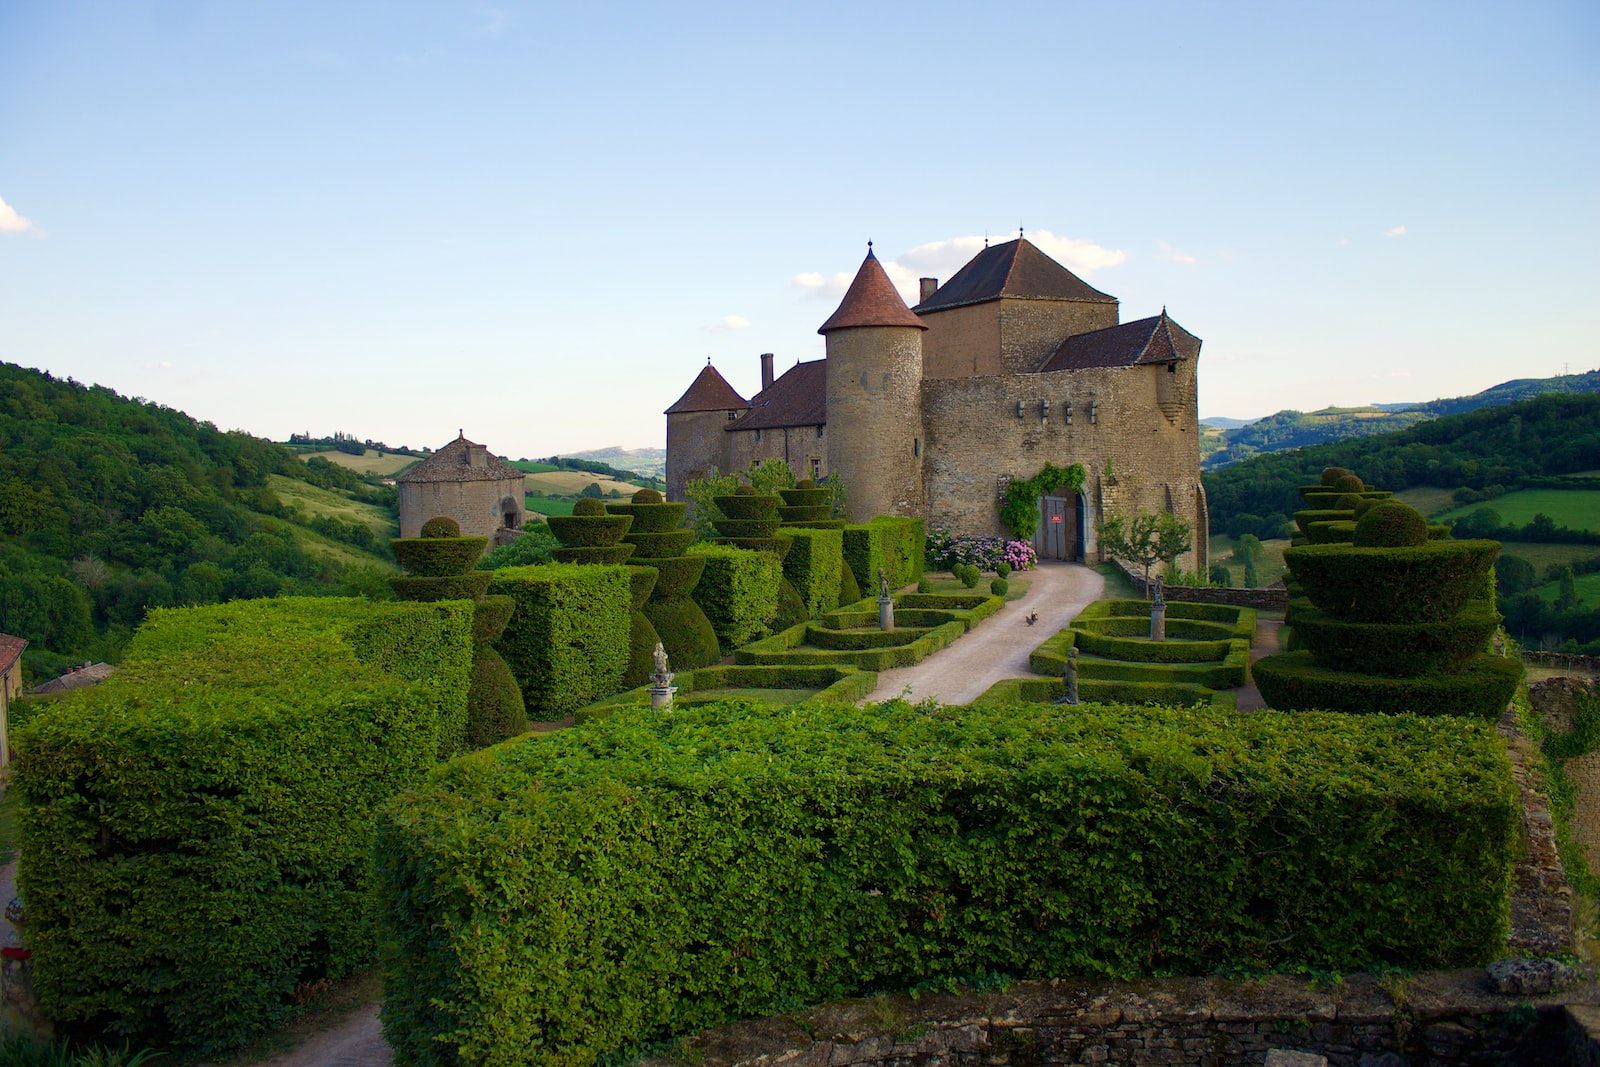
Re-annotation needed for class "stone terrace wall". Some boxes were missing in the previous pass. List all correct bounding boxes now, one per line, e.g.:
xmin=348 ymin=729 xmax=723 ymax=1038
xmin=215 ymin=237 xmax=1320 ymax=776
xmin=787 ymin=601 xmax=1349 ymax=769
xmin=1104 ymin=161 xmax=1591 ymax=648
xmin=1119 ymin=561 xmax=1288 ymax=611
xmin=642 ymin=971 xmax=1599 ymax=1067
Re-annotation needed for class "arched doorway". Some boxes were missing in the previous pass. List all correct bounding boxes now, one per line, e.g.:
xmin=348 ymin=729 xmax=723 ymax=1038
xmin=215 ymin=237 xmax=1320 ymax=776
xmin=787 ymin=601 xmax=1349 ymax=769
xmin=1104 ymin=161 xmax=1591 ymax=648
xmin=1035 ymin=493 xmax=1086 ymax=561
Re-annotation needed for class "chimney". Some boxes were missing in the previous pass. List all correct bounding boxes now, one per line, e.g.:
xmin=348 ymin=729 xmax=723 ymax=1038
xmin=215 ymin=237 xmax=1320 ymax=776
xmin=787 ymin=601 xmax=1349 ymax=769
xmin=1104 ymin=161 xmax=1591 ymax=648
xmin=760 ymin=352 xmax=774 ymax=392
xmin=919 ymin=278 xmax=938 ymax=303
xmin=468 ymin=443 xmax=487 ymax=468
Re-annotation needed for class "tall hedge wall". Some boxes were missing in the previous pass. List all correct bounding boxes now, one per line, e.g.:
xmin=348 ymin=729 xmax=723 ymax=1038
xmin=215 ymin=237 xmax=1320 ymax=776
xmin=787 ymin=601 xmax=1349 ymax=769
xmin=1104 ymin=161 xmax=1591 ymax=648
xmin=842 ymin=518 xmax=926 ymax=596
xmin=489 ymin=564 xmax=631 ymax=718
xmin=688 ymin=544 xmax=781 ymax=652
xmin=15 ymin=597 xmax=475 ymax=1055
xmin=781 ymin=527 xmax=843 ymax=619
xmin=377 ymin=700 xmax=1515 ymax=1067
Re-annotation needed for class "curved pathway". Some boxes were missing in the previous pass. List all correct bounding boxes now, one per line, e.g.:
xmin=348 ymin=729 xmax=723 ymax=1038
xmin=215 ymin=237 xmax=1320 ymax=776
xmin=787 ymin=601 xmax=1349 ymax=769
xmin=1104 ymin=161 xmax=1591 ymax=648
xmin=864 ymin=562 xmax=1104 ymax=706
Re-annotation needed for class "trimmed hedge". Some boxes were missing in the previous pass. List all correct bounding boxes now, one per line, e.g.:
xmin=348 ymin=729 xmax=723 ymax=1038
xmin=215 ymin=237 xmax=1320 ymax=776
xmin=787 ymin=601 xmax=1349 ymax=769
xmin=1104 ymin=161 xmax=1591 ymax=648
xmin=839 ymin=562 xmax=861 ymax=606
xmin=472 ymin=596 xmax=516 ymax=644
xmin=391 ymin=536 xmax=489 ymax=576
xmin=490 ymin=564 xmax=631 ymax=718
xmin=376 ymin=700 xmax=1517 ymax=1067
xmin=466 ymin=646 xmax=528 ymax=748
xmin=1306 ymin=520 xmax=1357 ymax=544
xmin=711 ymin=519 xmax=782 ymax=540
xmin=1282 ymin=540 xmax=1500 ymax=623
xmin=623 ymin=609 xmax=664 ymax=689
xmin=777 ymin=487 xmax=832 ymax=509
xmin=714 ymin=494 xmax=782 ymax=522
xmin=1252 ymin=650 xmax=1523 ymax=720
xmin=688 ymin=544 xmax=781 ymax=652
xmin=782 ymin=527 xmax=843 ymax=619
xmin=1292 ymin=600 xmax=1501 ymax=677
xmin=551 ymin=544 xmax=636 ymax=565
xmin=392 ymin=572 xmax=493 ymax=602
xmin=17 ymin=598 xmax=474 ymax=1055
xmin=805 ymin=624 xmax=934 ymax=650
xmin=547 ymin=514 xmax=633 ymax=547
xmin=872 ymin=516 xmax=927 ymax=586
xmin=735 ymin=618 xmax=967 ymax=671
xmin=577 ymin=665 xmax=877 ymax=720
xmin=606 ymin=501 xmax=687 ymax=533
xmin=1294 ymin=509 xmax=1353 ymax=537
xmin=642 ymin=596 xmax=721 ymax=670
xmin=621 ymin=530 xmax=696 ymax=559
xmin=842 ymin=525 xmax=884 ymax=594
xmin=970 ymin=677 xmax=1236 ymax=709
xmin=778 ymin=505 xmax=831 ymax=524
xmin=773 ymin=578 xmax=808 ymax=632
xmin=645 ymin=554 xmax=707 ymax=600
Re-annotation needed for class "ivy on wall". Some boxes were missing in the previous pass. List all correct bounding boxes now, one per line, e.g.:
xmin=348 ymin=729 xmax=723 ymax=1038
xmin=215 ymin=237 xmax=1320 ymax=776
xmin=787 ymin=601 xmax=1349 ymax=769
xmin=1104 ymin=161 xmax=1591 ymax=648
xmin=1000 ymin=462 xmax=1087 ymax=540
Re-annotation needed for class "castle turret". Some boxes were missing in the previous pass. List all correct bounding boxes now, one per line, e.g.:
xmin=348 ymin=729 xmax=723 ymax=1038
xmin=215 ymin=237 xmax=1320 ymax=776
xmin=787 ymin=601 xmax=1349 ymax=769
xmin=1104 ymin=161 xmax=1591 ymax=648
xmin=664 ymin=362 xmax=749 ymax=502
xmin=819 ymin=246 xmax=927 ymax=522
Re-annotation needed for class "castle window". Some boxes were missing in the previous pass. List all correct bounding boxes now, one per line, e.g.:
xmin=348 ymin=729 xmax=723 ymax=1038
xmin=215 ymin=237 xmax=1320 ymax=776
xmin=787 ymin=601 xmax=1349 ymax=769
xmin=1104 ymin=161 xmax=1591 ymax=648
xmin=816 ymin=425 xmax=824 ymax=438
xmin=1168 ymin=362 xmax=1177 ymax=374
xmin=913 ymin=438 xmax=921 ymax=457
xmin=754 ymin=429 xmax=762 ymax=443
xmin=811 ymin=459 xmax=821 ymax=479
xmin=727 ymin=410 xmax=738 ymax=422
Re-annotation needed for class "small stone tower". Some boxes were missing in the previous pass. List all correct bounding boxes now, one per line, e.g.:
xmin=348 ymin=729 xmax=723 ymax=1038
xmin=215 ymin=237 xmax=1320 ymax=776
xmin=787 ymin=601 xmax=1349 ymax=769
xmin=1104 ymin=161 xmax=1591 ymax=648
xmin=820 ymin=247 xmax=927 ymax=522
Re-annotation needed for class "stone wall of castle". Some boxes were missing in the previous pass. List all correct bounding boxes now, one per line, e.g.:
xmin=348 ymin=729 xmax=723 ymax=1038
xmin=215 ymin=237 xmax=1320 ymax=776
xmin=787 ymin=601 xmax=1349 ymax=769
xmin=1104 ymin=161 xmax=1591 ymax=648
xmin=920 ymin=361 xmax=1206 ymax=572
xmin=723 ymin=425 xmax=829 ymax=484
xmin=996 ymin=297 xmax=1119 ymax=375
xmin=825 ymin=325 xmax=924 ymax=523
xmin=666 ymin=408 xmax=733 ymax=501
xmin=398 ymin=477 xmax=524 ymax=540
xmin=920 ymin=303 xmax=1003 ymax=378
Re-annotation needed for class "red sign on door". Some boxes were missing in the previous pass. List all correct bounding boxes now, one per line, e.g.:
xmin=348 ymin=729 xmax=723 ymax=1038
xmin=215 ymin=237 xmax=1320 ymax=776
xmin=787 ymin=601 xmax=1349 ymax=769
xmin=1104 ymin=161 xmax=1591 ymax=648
xmin=1050 ymin=515 xmax=1062 ymax=522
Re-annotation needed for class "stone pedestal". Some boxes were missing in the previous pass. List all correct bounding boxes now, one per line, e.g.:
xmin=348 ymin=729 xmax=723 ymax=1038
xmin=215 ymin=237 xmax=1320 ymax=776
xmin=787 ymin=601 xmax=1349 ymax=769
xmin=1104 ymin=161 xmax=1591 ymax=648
xmin=649 ymin=686 xmax=677 ymax=712
xmin=878 ymin=596 xmax=895 ymax=631
xmin=1150 ymin=603 xmax=1166 ymax=641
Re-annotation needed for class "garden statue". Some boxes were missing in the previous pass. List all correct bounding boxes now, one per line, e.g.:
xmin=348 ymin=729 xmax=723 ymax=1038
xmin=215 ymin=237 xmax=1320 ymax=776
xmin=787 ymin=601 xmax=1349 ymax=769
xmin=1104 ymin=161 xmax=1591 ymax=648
xmin=877 ymin=568 xmax=895 ymax=631
xmin=649 ymin=642 xmax=674 ymax=690
xmin=1054 ymin=646 xmax=1079 ymax=706
xmin=878 ymin=568 xmax=891 ymax=600
xmin=1152 ymin=575 xmax=1165 ymax=607
xmin=1150 ymin=577 xmax=1167 ymax=641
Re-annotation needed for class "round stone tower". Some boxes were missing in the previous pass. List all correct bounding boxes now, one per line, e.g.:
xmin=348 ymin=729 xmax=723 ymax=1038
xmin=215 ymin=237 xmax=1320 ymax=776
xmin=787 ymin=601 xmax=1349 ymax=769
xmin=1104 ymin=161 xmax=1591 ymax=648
xmin=820 ymin=246 xmax=928 ymax=523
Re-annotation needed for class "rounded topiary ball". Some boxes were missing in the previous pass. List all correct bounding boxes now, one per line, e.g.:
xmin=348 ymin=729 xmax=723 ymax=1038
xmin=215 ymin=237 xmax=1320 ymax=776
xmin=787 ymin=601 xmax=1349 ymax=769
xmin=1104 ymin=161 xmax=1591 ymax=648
xmin=573 ymin=498 xmax=607 ymax=516
xmin=1320 ymin=467 xmax=1352 ymax=487
xmin=990 ymin=577 xmax=1009 ymax=596
xmin=795 ymin=478 xmax=816 ymax=489
xmin=997 ymin=561 xmax=1013 ymax=579
xmin=1353 ymin=498 xmax=1381 ymax=520
xmin=1334 ymin=474 xmax=1365 ymax=494
xmin=1353 ymin=501 xmax=1428 ymax=548
xmin=420 ymin=516 xmax=461 ymax=539
xmin=631 ymin=488 xmax=664 ymax=504
xmin=735 ymin=485 xmax=757 ymax=495
xmin=1335 ymin=493 xmax=1363 ymax=511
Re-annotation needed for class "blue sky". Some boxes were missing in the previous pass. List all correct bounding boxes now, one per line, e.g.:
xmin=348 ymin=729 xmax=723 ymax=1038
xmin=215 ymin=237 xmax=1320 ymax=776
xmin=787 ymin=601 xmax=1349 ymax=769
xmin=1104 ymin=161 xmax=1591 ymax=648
xmin=2 ymin=1 xmax=1596 ymax=457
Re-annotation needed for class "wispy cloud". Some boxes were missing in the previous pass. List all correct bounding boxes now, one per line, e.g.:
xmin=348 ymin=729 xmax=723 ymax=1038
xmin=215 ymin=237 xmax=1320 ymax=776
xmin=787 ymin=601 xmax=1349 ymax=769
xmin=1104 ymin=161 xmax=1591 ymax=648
xmin=1157 ymin=241 xmax=1197 ymax=265
xmin=796 ymin=229 xmax=1128 ymax=306
xmin=470 ymin=8 xmax=514 ymax=37
xmin=701 ymin=315 xmax=751 ymax=333
xmin=1384 ymin=224 xmax=1407 ymax=237
xmin=0 ymin=195 xmax=44 ymax=237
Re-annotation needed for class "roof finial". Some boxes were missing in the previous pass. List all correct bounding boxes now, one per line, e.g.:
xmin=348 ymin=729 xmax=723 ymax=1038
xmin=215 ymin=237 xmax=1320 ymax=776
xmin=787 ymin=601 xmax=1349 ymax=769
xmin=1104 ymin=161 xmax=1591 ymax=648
xmin=1019 ymin=223 xmax=1024 ymax=240
xmin=707 ymin=355 xmax=712 ymax=365
xmin=458 ymin=428 xmax=464 ymax=439
xmin=984 ymin=230 xmax=989 ymax=248
xmin=867 ymin=239 xmax=873 ymax=255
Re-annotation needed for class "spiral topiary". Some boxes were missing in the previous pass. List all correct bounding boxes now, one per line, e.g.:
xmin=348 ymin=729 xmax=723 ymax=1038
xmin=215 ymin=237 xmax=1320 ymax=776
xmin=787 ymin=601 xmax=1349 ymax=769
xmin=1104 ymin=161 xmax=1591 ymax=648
xmin=1353 ymin=501 xmax=1427 ymax=548
xmin=420 ymin=515 xmax=461 ymax=539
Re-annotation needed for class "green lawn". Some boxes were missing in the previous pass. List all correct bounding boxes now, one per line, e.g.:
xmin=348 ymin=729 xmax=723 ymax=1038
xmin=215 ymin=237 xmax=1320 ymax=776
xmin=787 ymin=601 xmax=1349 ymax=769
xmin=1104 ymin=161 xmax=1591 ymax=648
xmin=1496 ymin=542 xmax=1600 ymax=576
xmin=1205 ymin=535 xmax=1291 ymax=588
xmin=526 ymin=497 xmax=577 ymax=517
xmin=511 ymin=460 xmax=560 ymax=473
xmin=918 ymin=573 xmax=1032 ymax=601
xmin=1394 ymin=486 xmax=1459 ymax=518
xmin=267 ymin=474 xmax=400 ymax=538
xmin=1435 ymin=488 xmax=1600 ymax=533
xmin=1532 ymin=570 xmax=1600 ymax=606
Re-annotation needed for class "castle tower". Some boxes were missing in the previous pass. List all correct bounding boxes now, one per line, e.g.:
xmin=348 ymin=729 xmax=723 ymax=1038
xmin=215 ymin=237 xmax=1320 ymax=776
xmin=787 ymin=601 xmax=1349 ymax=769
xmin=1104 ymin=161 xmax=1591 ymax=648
xmin=664 ymin=362 xmax=749 ymax=502
xmin=819 ymin=247 xmax=927 ymax=522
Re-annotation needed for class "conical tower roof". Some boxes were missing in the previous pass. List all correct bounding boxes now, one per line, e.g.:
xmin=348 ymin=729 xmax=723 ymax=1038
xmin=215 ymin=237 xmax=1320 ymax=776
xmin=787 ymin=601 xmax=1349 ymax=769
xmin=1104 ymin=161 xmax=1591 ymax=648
xmin=665 ymin=363 xmax=749 ymax=414
xmin=817 ymin=248 xmax=927 ymax=334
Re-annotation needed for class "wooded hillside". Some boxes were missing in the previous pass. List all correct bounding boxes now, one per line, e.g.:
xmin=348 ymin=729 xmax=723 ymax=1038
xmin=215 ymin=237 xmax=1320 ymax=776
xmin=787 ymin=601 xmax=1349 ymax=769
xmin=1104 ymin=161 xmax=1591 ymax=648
xmin=0 ymin=364 xmax=397 ymax=681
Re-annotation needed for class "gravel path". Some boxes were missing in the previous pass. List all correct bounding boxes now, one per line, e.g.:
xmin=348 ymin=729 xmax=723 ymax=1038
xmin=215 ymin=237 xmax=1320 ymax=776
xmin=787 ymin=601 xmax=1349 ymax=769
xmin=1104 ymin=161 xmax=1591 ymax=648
xmin=864 ymin=562 xmax=1105 ymax=706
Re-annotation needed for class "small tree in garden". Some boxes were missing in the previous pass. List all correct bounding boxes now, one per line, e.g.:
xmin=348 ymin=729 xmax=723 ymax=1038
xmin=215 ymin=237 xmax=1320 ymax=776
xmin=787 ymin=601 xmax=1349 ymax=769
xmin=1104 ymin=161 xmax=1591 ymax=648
xmin=1098 ymin=511 xmax=1193 ymax=595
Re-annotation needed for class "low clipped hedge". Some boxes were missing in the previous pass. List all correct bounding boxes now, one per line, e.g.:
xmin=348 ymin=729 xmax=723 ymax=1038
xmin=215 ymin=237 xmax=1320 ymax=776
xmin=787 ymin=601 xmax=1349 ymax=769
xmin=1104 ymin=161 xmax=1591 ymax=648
xmin=552 ymin=544 xmax=636 ymax=565
xmin=577 ymin=665 xmax=877 ymax=721
xmin=622 ymin=530 xmax=696 ymax=559
xmin=17 ymin=597 xmax=474 ymax=1055
xmin=782 ymin=527 xmax=843 ymax=619
xmin=376 ymin=700 xmax=1516 ymax=1067
xmin=490 ymin=564 xmax=631 ymax=718
xmin=1283 ymin=540 xmax=1500 ymax=623
xmin=607 ymin=501 xmax=687 ymax=533
xmin=1292 ymin=600 xmax=1501 ymax=677
xmin=1252 ymin=650 xmax=1523 ymax=719
xmin=547 ymin=514 xmax=633 ymax=547
xmin=391 ymin=536 xmax=489 ymax=576
xmin=688 ymin=544 xmax=781 ymax=652
xmin=1077 ymin=615 xmax=1237 ymax=640
xmin=820 ymin=593 xmax=1004 ymax=634
xmin=969 ymin=677 xmax=1235 ymax=709
xmin=805 ymin=624 xmax=934 ymax=650
xmin=1027 ymin=631 xmax=1249 ymax=689
xmin=392 ymin=572 xmax=493 ymax=602
xmin=735 ymin=618 xmax=967 ymax=671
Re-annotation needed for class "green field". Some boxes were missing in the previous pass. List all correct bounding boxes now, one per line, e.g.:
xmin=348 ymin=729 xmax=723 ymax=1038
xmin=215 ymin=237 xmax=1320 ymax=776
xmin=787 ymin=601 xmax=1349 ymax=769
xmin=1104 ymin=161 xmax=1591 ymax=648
xmin=510 ymin=460 xmax=560 ymax=473
xmin=1394 ymin=486 xmax=1459 ymax=517
xmin=1533 ymin=570 xmax=1600 ymax=606
xmin=267 ymin=474 xmax=399 ymax=538
xmin=526 ymin=497 xmax=577 ymax=517
xmin=1495 ymin=542 xmax=1600 ymax=575
xmin=1206 ymin=534 xmax=1291 ymax=588
xmin=1435 ymin=488 xmax=1600 ymax=533
xmin=301 ymin=449 xmax=418 ymax=477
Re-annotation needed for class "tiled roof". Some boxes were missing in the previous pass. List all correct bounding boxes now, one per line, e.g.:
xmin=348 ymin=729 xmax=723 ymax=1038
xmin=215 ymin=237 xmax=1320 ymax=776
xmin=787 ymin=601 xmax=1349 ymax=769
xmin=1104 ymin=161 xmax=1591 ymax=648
xmin=666 ymin=363 xmax=749 ymax=415
xmin=728 ymin=360 xmax=827 ymax=431
xmin=28 ymin=661 xmax=114 ymax=695
xmin=1038 ymin=312 xmax=1202 ymax=373
xmin=0 ymin=634 xmax=25 ymax=675
xmin=912 ymin=237 xmax=1117 ymax=313
xmin=818 ymin=250 xmax=927 ymax=334
xmin=397 ymin=434 xmax=524 ymax=484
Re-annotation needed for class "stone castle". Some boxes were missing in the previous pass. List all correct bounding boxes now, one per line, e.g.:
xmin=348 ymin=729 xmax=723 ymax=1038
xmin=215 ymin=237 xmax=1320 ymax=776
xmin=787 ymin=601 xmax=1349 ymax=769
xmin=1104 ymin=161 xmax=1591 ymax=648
xmin=397 ymin=432 xmax=526 ymax=542
xmin=666 ymin=237 xmax=1208 ymax=570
